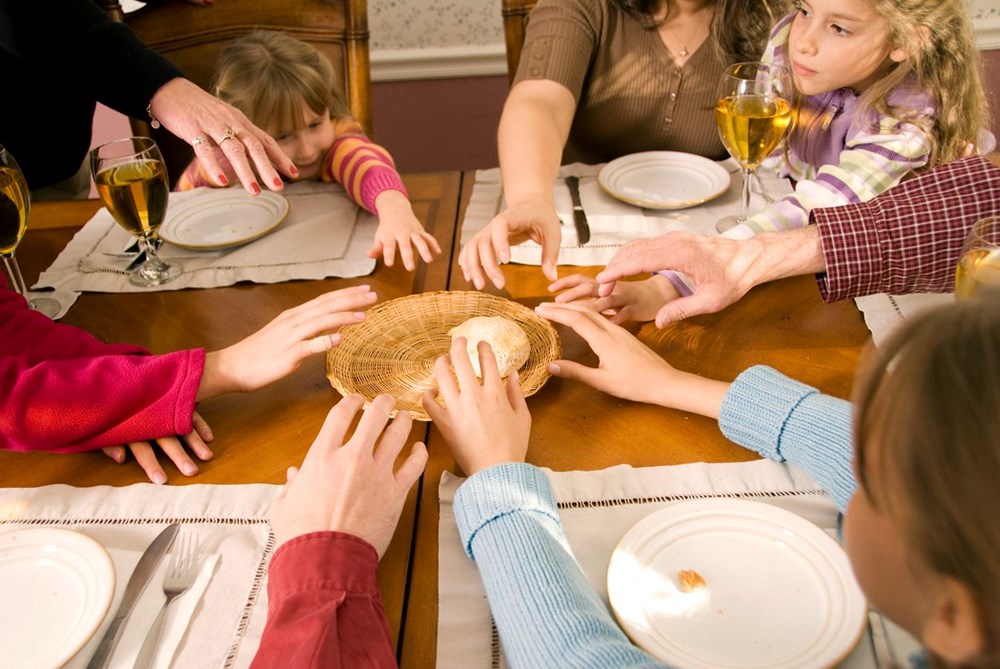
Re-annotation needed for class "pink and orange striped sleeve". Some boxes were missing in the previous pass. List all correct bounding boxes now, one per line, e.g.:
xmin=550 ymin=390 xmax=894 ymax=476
xmin=321 ymin=118 xmax=408 ymax=214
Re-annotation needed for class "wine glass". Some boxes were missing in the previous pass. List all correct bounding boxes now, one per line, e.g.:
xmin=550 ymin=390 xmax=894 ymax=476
xmin=714 ymin=62 xmax=793 ymax=233
xmin=0 ymin=145 xmax=62 ymax=317
xmin=90 ymin=136 xmax=181 ymax=287
xmin=955 ymin=216 xmax=1000 ymax=300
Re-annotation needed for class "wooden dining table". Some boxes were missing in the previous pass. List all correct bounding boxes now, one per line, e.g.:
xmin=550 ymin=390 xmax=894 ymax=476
xmin=2 ymin=170 xmax=872 ymax=667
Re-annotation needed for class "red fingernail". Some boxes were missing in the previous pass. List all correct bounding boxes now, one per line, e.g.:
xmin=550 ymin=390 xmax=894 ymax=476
xmin=218 ymin=173 xmax=228 ymax=186
xmin=273 ymin=177 xmax=283 ymax=188
xmin=289 ymin=165 xmax=299 ymax=176
xmin=251 ymin=182 xmax=261 ymax=195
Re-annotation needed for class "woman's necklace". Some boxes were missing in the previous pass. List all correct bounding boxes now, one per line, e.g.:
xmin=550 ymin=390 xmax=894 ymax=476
xmin=663 ymin=7 xmax=712 ymax=60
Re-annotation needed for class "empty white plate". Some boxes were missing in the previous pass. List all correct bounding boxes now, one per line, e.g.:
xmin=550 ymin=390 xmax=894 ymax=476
xmin=160 ymin=189 xmax=290 ymax=250
xmin=0 ymin=527 xmax=115 ymax=669
xmin=598 ymin=151 xmax=731 ymax=209
xmin=607 ymin=498 xmax=866 ymax=669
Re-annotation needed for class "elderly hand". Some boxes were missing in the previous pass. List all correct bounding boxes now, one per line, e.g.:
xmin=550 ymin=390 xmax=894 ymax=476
xmin=198 ymin=285 xmax=378 ymax=399
xmin=458 ymin=197 xmax=562 ymax=290
xmin=101 ymin=410 xmax=214 ymax=484
xmin=268 ymin=394 xmax=427 ymax=556
xmin=149 ymin=78 xmax=297 ymax=195
xmin=369 ymin=190 xmax=442 ymax=271
xmin=422 ymin=338 xmax=531 ymax=475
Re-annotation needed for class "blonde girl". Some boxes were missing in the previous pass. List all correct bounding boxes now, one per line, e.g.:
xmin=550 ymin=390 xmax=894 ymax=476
xmin=552 ymin=0 xmax=993 ymax=320
xmin=176 ymin=31 xmax=441 ymax=271
xmin=425 ymin=292 xmax=1000 ymax=667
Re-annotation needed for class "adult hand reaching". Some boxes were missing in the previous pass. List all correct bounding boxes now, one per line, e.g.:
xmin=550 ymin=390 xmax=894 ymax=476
xmin=549 ymin=273 xmax=679 ymax=324
xmin=198 ymin=285 xmax=378 ymax=399
xmin=268 ymin=394 xmax=427 ymax=556
xmin=149 ymin=78 xmax=298 ymax=195
xmin=458 ymin=197 xmax=562 ymax=290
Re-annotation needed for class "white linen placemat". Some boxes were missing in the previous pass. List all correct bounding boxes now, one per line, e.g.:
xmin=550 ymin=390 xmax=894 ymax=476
xmin=34 ymin=181 xmax=378 ymax=317
xmin=460 ymin=162 xmax=793 ymax=267
xmin=853 ymin=292 xmax=954 ymax=348
xmin=0 ymin=483 xmax=281 ymax=669
xmin=437 ymin=459 xmax=922 ymax=669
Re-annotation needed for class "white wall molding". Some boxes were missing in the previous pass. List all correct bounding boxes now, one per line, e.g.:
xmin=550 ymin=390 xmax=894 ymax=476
xmin=371 ymin=44 xmax=507 ymax=82
xmin=372 ymin=20 xmax=1000 ymax=83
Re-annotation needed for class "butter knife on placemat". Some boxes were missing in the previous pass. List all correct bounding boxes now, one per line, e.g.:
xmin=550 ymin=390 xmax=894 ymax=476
xmin=87 ymin=524 xmax=180 ymax=669
xmin=565 ymin=176 xmax=591 ymax=245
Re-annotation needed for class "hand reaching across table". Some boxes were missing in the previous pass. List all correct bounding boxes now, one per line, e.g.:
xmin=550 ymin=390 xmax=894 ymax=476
xmin=549 ymin=272 xmax=679 ymax=325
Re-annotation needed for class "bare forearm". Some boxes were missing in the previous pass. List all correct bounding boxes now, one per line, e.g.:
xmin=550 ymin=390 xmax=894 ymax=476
xmin=647 ymin=371 xmax=731 ymax=420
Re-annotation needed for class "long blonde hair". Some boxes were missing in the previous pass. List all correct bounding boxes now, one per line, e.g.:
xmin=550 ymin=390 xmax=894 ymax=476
xmin=212 ymin=31 xmax=350 ymax=133
xmin=854 ymin=290 xmax=1000 ymax=665
xmin=859 ymin=0 xmax=989 ymax=166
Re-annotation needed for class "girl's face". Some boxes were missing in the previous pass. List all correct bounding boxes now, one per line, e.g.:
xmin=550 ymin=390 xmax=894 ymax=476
xmin=788 ymin=0 xmax=906 ymax=95
xmin=266 ymin=102 xmax=335 ymax=181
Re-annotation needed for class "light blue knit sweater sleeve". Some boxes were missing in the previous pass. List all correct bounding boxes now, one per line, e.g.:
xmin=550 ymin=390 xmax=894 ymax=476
xmin=453 ymin=463 xmax=666 ymax=669
xmin=718 ymin=366 xmax=856 ymax=510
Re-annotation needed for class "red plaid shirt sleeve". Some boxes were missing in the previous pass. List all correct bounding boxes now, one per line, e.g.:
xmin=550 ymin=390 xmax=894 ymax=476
xmin=813 ymin=156 xmax=1000 ymax=302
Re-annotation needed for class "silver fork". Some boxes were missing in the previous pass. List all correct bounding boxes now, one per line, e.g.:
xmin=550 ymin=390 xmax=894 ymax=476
xmin=132 ymin=533 xmax=200 ymax=668
xmin=868 ymin=608 xmax=900 ymax=668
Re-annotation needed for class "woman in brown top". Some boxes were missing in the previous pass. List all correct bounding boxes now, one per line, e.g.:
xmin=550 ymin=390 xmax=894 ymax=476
xmin=460 ymin=0 xmax=786 ymax=290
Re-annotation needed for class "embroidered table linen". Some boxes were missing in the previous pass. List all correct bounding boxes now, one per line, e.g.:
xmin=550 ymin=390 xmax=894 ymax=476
xmin=854 ymin=292 xmax=954 ymax=348
xmin=34 ymin=181 xmax=377 ymax=319
xmin=460 ymin=162 xmax=793 ymax=267
xmin=0 ymin=483 xmax=280 ymax=668
xmin=437 ymin=459 xmax=921 ymax=668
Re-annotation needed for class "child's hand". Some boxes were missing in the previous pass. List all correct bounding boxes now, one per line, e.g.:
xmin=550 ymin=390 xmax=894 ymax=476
xmin=422 ymin=338 xmax=531 ymax=476
xmin=370 ymin=191 xmax=442 ymax=271
xmin=548 ymin=274 xmax=679 ymax=324
xmin=101 ymin=411 xmax=214 ymax=484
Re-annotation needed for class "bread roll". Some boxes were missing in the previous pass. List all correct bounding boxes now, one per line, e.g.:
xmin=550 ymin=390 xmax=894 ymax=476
xmin=449 ymin=316 xmax=530 ymax=378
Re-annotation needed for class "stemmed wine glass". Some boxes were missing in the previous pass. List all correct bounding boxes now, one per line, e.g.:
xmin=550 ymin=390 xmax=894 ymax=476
xmin=0 ymin=145 xmax=62 ymax=317
xmin=90 ymin=136 xmax=181 ymax=287
xmin=714 ymin=61 xmax=793 ymax=233
xmin=955 ymin=216 xmax=1000 ymax=300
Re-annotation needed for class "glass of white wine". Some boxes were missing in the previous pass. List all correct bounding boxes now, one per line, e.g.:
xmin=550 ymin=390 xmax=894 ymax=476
xmin=955 ymin=216 xmax=1000 ymax=300
xmin=90 ymin=136 xmax=180 ymax=287
xmin=714 ymin=61 xmax=793 ymax=234
xmin=0 ymin=145 xmax=61 ymax=317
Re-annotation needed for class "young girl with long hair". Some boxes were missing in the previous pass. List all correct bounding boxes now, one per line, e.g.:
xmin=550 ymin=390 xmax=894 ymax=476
xmin=425 ymin=291 xmax=1000 ymax=667
xmin=176 ymin=31 xmax=441 ymax=271
xmin=553 ymin=0 xmax=994 ymax=319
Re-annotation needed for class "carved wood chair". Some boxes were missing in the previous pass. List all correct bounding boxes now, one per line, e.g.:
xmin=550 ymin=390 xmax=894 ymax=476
xmin=501 ymin=0 xmax=538 ymax=83
xmin=97 ymin=0 xmax=371 ymax=186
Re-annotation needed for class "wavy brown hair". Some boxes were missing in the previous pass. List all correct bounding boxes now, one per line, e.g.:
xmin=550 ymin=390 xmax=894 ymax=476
xmin=613 ymin=0 xmax=790 ymax=64
xmin=854 ymin=288 xmax=1000 ymax=666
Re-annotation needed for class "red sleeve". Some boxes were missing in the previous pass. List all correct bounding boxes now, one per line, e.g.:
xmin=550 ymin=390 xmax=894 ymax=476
xmin=251 ymin=532 xmax=397 ymax=669
xmin=0 ymin=282 xmax=205 ymax=453
xmin=813 ymin=156 xmax=1000 ymax=302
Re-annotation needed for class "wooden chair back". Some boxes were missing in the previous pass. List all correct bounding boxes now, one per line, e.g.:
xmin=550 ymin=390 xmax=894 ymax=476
xmin=501 ymin=0 xmax=538 ymax=83
xmin=98 ymin=0 xmax=371 ymax=186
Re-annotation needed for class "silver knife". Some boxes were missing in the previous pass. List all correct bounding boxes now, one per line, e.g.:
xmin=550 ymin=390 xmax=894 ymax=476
xmin=87 ymin=524 xmax=181 ymax=669
xmin=565 ymin=176 xmax=591 ymax=245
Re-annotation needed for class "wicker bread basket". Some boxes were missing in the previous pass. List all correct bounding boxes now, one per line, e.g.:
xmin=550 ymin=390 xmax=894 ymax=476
xmin=326 ymin=291 xmax=561 ymax=420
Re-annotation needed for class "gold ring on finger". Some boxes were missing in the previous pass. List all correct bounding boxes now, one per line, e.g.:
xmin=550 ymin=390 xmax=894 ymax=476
xmin=219 ymin=128 xmax=238 ymax=143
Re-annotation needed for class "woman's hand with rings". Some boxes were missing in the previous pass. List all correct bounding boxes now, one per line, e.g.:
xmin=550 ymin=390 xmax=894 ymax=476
xmin=149 ymin=78 xmax=298 ymax=195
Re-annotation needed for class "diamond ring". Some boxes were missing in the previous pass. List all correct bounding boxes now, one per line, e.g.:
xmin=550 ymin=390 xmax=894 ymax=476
xmin=191 ymin=135 xmax=209 ymax=147
xmin=219 ymin=128 xmax=238 ymax=143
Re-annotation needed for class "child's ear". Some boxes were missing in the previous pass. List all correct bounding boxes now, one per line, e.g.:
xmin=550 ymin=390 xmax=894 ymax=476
xmin=922 ymin=577 xmax=984 ymax=663
xmin=891 ymin=25 xmax=932 ymax=63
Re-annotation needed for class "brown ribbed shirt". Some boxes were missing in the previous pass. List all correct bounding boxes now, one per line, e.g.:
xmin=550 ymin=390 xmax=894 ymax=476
xmin=514 ymin=0 xmax=728 ymax=164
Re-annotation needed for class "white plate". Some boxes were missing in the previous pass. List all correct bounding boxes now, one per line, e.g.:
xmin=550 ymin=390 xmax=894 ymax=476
xmin=607 ymin=499 xmax=866 ymax=669
xmin=160 ymin=189 xmax=289 ymax=249
xmin=598 ymin=151 xmax=731 ymax=209
xmin=0 ymin=528 xmax=115 ymax=669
